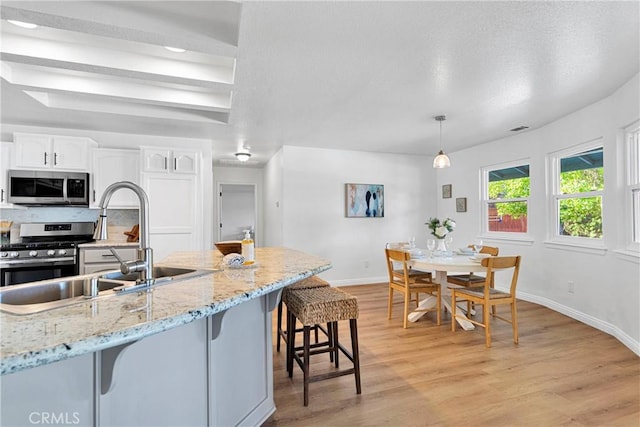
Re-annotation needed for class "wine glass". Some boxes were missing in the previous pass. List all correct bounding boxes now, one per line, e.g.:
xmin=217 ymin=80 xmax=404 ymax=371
xmin=473 ymin=239 xmax=484 ymax=255
xmin=444 ymin=234 xmax=453 ymax=250
xmin=426 ymin=239 xmax=436 ymax=258
xmin=408 ymin=236 xmax=416 ymax=249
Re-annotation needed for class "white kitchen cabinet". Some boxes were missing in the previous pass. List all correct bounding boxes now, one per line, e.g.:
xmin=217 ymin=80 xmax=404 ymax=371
xmin=92 ymin=148 xmax=140 ymax=208
xmin=14 ymin=133 xmax=95 ymax=171
xmin=0 ymin=352 xmax=94 ymax=426
xmin=0 ymin=142 xmax=13 ymax=207
xmin=79 ymin=246 xmax=138 ymax=274
xmin=141 ymin=147 xmax=198 ymax=174
xmin=142 ymin=172 xmax=202 ymax=262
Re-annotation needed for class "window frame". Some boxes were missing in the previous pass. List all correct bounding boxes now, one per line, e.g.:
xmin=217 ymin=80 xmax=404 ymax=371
xmin=547 ymin=138 xmax=604 ymax=247
xmin=625 ymin=121 xmax=640 ymax=253
xmin=480 ymin=158 xmax=532 ymax=240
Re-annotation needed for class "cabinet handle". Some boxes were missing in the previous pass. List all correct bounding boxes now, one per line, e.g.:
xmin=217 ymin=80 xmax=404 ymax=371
xmin=1 ymin=189 xmax=4 ymax=202
xmin=93 ymin=190 xmax=96 ymax=202
xmin=43 ymin=152 xmax=48 ymax=165
xmin=174 ymin=158 xmax=177 ymax=171
xmin=54 ymin=152 xmax=58 ymax=166
xmin=164 ymin=157 xmax=168 ymax=170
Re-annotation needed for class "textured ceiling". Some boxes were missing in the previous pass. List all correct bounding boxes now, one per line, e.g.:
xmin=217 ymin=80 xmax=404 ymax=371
xmin=1 ymin=1 xmax=638 ymax=165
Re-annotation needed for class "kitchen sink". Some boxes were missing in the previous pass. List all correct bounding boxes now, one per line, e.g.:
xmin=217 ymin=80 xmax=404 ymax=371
xmin=99 ymin=266 xmax=207 ymax=283
xmin=0 ymin=266 xmax=213 ymax=315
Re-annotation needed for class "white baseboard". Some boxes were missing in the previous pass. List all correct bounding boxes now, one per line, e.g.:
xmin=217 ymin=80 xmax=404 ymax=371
xmin=511 ymin=288 xmax=640 ymax=357
xmin=324 ymin=277 xmax=640 ymax=357
xmin=327 ymin=276 xmax=387 ymax=287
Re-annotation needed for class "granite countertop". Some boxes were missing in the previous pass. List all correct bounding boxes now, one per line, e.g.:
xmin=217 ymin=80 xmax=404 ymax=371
xmin=0 ymin=247 xmax=331 ymax=375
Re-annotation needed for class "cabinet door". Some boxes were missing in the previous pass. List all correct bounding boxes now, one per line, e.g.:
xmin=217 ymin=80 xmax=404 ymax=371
xmin=1 ymin=142 xmax=13 ymax=206
xmin=92 ymin=148 xmax=140 ymax=207
xmin=143 ymin=173 xmax=201 ymax=261
xmin=1 ymin=353 xmax=94 ymax=426
xmin=172 ymin=150 xmax=199 ymax=174
xmin=142 ymin=148 xmax=170 ymax=173
xmin=52 ymin=136 xmax=90 ymax=170
xmin=14 ymin=133 xmax=52 ymax=168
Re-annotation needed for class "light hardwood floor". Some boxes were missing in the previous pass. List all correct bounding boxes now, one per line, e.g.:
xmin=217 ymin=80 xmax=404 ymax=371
xmin=264 ymin=283 xmax=639 ymax=426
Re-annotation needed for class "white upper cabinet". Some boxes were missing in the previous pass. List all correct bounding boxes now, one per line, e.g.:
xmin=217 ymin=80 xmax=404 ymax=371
xmin=141 ymin=147 xmax=198 ymax=174
xmin=92 ymin=148 xmax=140 ymax=208
xmin=1 ymin=142 xmax=13 ymax=207
xmin=14 ymin=133 xmax=95 ymax=171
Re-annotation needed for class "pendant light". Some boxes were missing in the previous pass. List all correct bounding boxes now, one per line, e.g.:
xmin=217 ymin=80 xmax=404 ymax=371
xmin=433 ymin=115 xmax=451 ymax=168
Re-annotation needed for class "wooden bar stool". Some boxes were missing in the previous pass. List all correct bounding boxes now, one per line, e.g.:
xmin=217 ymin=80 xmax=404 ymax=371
xmin=285 ymin=286 xmax=361 ymax=406
xmin=277 ymin=276 xmax=330 ymax=352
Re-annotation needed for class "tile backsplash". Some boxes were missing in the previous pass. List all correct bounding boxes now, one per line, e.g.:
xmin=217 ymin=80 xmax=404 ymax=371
xmin=0 ymin=208 xmax=139 ymax=243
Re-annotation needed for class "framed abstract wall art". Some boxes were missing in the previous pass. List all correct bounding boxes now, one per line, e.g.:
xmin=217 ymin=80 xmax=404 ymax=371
xmin=346 ymin=183 xmax=384 ymax=217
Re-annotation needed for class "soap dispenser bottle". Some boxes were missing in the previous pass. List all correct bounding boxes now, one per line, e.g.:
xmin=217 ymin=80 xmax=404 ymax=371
xmin=241 ymin=229 xmax=255 ymax=264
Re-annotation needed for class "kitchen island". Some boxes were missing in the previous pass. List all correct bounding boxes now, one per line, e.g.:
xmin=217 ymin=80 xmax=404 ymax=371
xmin=1 ymin=247 xmax=331 ymax=426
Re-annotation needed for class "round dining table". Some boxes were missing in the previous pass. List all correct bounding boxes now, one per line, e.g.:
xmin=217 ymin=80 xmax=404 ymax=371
xmin=408 ymin=252 xmax=489 ymax=330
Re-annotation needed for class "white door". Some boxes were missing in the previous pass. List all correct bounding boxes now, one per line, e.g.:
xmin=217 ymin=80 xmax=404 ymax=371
xmin=218 ymin=183 xmax=256 ymax=242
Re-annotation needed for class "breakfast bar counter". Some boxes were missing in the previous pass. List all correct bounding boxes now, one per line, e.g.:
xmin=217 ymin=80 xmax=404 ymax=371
xmin=1 ymin=247 xmax=331 ymax=426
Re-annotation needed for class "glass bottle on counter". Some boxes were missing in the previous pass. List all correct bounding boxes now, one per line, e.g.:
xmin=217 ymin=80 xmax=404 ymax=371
xmin=241 ymin=229 xmax=255 ymax=265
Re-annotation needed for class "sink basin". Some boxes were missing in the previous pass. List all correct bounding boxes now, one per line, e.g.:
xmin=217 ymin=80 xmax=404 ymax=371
xmin=0 ymin=266 xmax=213 ymax=315
xmin=100 ymin=266 xmax=206 ymax=283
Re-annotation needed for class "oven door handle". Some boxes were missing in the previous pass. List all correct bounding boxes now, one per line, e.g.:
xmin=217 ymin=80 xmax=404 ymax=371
xmin=0 ymin=257 xmax=75 ymax=267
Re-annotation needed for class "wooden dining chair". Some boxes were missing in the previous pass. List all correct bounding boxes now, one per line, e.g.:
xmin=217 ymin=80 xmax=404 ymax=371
xmin=451 ymin=256 xmax=521 ymax=347
xmin=447 ymin=245 xmax=499 ymax=287
xmin=386 ymin=242 xmax=432 ymax=306
xmin=386 ymin=248 xmax=440 ymax=328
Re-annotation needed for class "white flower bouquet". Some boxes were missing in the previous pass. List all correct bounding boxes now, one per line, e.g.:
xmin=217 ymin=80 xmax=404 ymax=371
xmin=426 ymin=217 xmax=456 ymax=239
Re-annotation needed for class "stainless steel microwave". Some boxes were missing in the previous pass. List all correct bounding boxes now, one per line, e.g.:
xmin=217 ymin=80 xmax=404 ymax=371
xmin=8 ymin=170 xmax=90 ymax=206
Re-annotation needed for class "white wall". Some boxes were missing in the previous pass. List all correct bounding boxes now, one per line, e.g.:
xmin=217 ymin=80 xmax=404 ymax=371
xmin=263 ymin=149 xmax=284 ymax=247
xmin=276 ymin=145 xmax=436 ymax=284
xmin=433 ymin=74 xmax=640 ymax=354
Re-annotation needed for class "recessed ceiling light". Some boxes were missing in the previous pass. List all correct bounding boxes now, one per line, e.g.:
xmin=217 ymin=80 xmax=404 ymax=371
xmin=8 ymin=20 xmax=38 ymax=29
xmin=164 ymin=46 xmax=186 ymax=53
xmin=510 ymin=126 xmax=529 ymax=132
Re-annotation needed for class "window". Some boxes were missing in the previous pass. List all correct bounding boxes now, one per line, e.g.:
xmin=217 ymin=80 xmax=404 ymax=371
xmin=481 ymin=161 xmax=530 ymax=235
xmin=626 ymin=123 xmax=640 ymax=250
xmin=549 ymin=140 xmax=604 ymax=241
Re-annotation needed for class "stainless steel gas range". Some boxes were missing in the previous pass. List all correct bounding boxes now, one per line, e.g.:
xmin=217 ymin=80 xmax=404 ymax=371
xmin=0 ymin=222 xmax=95 ymax=286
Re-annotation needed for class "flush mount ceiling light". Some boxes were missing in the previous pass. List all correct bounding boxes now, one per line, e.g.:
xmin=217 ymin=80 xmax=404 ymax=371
xmin=8 ymin=20 xmax=38 ymax=29
xmin=433 ymin=115 xmax=451 ymax=168
xmin=235 ymin=152 xmax=251 ymax=162
xmin=164 ymin=46 xmax=186 ymax=53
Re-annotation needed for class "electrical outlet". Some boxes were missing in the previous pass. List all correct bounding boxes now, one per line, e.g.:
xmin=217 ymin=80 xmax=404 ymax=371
xmin=568 ymin=281 xmax=575 ymax=294
xmin=364 ymin=260 xmax=369 ymax=269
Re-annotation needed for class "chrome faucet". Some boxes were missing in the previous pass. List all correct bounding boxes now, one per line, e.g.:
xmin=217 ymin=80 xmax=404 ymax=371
xmin=93 ymin=181 xmax=154 ymax=284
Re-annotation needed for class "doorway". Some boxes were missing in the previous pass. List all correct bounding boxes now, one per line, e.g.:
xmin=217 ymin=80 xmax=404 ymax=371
xmin=218 ymin=183 xmax=257 ymax=243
